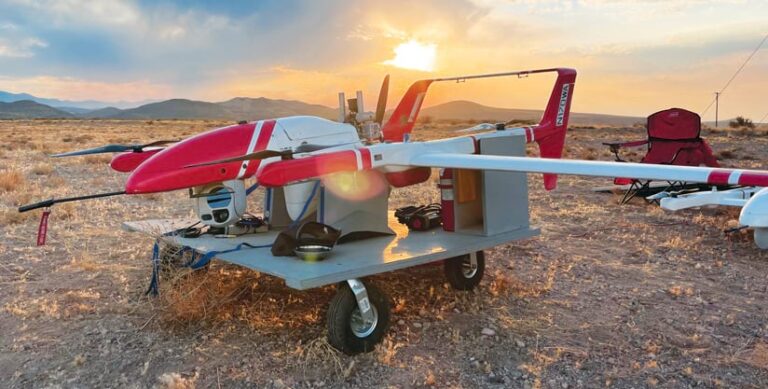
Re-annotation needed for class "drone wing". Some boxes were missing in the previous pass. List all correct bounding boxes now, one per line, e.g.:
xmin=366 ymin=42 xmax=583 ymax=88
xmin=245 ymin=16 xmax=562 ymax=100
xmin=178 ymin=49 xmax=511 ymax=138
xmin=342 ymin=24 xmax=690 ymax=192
xmin=255 ymin=141 xmax=768 ymax=188
xmin=406 ymin=154 xmax=768 ymax=187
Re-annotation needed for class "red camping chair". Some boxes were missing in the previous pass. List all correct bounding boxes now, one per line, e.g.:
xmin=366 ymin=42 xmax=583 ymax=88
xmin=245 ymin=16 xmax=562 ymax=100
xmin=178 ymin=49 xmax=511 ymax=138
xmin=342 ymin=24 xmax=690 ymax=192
xmin=603 ymin=108 xmax=721 ymax=204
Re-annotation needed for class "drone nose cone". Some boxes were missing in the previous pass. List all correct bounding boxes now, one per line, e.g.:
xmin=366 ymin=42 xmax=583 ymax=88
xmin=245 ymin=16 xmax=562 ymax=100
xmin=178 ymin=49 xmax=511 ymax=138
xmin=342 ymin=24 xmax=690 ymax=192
xmin=125 ymin=122 xmax=258 ymax=194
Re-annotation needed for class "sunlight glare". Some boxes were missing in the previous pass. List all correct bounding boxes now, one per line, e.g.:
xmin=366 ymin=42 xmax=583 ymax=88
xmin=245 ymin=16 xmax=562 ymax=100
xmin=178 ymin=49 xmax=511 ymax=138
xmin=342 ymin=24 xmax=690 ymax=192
xmin=384 ymin=40 xmax=437 ymax=72
xmin=322 ymin=170 xmax=388 ymax=202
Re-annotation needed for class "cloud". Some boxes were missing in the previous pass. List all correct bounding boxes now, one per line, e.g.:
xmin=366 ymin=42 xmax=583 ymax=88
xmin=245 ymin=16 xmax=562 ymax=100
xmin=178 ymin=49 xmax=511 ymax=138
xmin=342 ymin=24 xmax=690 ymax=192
xmin=5 ymin=0 xmax=140 ymax=26
xmin=0 ymin=19 xmax=47 ymax=58
xmin=0 ymin=75 xmax=172 ymax=101
xmin=0 ymin=37 xmax=46 ymax=58
xmin=0 ymin=0 xmax=765 ymax=119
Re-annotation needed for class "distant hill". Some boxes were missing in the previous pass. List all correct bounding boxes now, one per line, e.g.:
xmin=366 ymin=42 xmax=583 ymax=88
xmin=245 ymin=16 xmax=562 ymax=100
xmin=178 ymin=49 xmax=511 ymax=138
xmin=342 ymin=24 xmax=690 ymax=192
xmin=83 ymin=107 xmax=123 ymax=118
xmin=112 ymin=99 xmax=224 ymax=119
xmin=218 ymin=97 xmax=337 ymax=120
xmin=0 ymin=91 xmax=648 ymax=126
xmin=421 ymin=100 xmax=644 ymax=127
xmin=109 ymin=97 xmax=338 ymax=120
xmin=57 ymin=106 xmax=94 ymax=115
xmin=0 ymin=100 xmax=74 ymax=119
xmin=0 ymin=90 xmax=150 ymax=110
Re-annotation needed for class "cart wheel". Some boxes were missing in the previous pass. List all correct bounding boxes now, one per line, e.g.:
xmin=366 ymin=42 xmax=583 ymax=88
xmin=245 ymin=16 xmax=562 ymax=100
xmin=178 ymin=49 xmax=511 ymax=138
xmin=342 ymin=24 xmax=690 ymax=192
xmin=444 ymin=251 xmax=485 ymax=290
xmin=327 ymin=281 xmax=390 ymax=355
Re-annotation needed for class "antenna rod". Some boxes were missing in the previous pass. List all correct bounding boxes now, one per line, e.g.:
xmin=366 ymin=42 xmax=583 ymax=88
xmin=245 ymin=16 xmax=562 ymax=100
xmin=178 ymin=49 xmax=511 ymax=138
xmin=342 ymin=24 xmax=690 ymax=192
xmin=18 ymin=191 xmax=126 ymax=213
xmin=338 ymin=92 xmax=346 ymax=122
xmin=433 ymin=68 xmax=562 ymax=83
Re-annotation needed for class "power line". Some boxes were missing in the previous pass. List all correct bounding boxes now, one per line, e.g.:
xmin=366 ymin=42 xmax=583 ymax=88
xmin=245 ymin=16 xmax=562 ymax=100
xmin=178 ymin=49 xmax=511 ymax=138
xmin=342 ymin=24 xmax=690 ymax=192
xmin=701 ymin=31 xmax=768 ymax=117
xmin=760 ymin=110 xmax=768 ymax=125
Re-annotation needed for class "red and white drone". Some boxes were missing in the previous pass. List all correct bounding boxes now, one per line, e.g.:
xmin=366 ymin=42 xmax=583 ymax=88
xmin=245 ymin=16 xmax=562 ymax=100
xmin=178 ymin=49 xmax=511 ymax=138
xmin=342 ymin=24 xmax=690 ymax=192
xmin=19 ymin=68 xmax=768 ymax=243
xmin=20 ymin=67 xmax=768 ymax=354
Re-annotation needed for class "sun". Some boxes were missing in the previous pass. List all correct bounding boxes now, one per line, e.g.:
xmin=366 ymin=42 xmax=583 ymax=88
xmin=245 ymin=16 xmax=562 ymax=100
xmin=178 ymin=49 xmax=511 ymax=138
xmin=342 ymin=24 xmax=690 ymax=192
xmin=384 ymin=39 xmax=437 ymax=72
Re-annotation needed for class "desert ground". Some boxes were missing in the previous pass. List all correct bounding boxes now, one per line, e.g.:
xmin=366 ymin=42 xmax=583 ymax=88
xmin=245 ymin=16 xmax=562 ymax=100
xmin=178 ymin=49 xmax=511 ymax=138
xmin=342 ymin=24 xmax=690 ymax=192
xmin=1 ymin=119 xmax=768 ymax=388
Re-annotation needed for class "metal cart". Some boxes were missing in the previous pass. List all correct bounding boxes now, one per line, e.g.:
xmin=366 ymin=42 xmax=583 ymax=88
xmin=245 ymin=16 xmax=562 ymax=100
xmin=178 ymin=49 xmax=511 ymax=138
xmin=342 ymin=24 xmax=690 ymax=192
xmin=124 ymin=135 xmax=539 ymax=354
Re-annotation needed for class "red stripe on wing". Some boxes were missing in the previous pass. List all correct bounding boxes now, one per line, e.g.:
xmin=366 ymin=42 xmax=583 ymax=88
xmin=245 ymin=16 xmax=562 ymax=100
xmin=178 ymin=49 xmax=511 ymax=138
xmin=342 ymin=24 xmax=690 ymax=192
xmin=707 ymin=169 xmax=731 ymax=185
xmin=257 ymin=150 xmax=360 ymax=187
xmin=359 ymin=148 xmax=372 ymax=169
xmin=738 ymin=172 xmax=768 ymax=186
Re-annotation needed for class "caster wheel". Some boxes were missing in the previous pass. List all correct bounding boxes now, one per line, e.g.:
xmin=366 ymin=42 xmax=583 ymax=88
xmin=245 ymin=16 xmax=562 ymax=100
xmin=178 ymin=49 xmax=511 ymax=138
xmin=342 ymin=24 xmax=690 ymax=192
xmin=327 ymin=281 xmax=390 ymax=355
xmin=444 ymin=251 xmax=485 ymax=290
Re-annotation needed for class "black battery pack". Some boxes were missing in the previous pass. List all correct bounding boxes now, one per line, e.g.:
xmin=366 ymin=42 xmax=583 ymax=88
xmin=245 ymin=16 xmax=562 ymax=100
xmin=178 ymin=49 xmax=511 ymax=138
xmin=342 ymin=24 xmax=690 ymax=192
xmin=394 ymin=204 xmax=442 ymax=231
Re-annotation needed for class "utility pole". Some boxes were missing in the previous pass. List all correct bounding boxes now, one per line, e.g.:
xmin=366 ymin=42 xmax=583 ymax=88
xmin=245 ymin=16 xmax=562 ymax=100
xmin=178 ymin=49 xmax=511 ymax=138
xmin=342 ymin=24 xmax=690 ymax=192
xmin=714 ymin=92 xmax=720 ymax=128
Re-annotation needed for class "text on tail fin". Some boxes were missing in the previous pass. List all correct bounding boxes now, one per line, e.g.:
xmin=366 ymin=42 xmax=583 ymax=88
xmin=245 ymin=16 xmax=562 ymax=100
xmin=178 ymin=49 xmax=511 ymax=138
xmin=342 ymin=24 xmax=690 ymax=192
xmin=533 ymin=68 xmax=577 ymax=190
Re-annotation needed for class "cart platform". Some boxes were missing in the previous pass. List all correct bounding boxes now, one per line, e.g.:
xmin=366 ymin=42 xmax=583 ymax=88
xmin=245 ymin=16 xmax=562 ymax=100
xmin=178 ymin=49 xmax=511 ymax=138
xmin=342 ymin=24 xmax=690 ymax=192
xmin=123 ymin=217 xmax=539 ymax=290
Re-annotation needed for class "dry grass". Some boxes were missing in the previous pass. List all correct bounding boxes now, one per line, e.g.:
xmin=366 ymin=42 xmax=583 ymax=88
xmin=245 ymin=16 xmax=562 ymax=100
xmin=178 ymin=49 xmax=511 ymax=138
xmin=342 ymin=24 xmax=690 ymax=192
xmin=718 ymin=149 xmax=737 ymax=159
xmin=0 ymin=169 xmax=24 ymax=192
xmin=0 ymin=208 xmax=36 ymax=224
xmin=155 ymin=260 xmax=331 ymax=332
xmin=738 ymin=342 xmax=768 ymax=370
xmin=84 ymin=154 xmax=113 ymax=164
xmin=294 ymin=336 xmax=349 ymax=380
xmin=31 ymin=163 xmax=53 ymax=175
xmin=156 ymin=372 xmax=199 ymax=389
xmin=2 ymin=119 xmax=768 ymax=387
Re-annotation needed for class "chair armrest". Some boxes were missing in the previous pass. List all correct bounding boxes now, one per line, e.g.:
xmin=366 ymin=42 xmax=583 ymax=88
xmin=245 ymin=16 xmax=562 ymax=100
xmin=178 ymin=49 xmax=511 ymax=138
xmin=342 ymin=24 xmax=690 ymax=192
xmin=602 ymin=139 xmax=648 ymax=149
xmin=602 ymin=139 xmax=648 ymax=162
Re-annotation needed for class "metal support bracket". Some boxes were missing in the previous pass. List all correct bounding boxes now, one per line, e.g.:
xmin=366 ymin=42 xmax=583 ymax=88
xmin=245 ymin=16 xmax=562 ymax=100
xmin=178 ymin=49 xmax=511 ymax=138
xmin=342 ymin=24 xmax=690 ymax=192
xmin=468 ymin=252 xmax=479 ymax=271
xmin=463 ymin=252 xmax=479 ymax=278
xmin=346 ymin=279 xmax=375 ymax=324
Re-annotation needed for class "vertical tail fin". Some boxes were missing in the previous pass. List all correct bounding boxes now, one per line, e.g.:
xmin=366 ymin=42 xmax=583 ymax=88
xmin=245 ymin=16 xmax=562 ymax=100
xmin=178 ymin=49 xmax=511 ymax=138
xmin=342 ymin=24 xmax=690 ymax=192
xmin=381 ymin=80 xmax=433 ymax=142
xmin=532 ymin=68 xmax=577 ymax=190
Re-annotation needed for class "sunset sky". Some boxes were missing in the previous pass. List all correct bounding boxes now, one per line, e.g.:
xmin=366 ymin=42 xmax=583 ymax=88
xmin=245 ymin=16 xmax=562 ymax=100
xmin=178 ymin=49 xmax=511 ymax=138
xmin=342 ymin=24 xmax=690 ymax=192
xmin=0 ymin=0 xmax=766 ymax=121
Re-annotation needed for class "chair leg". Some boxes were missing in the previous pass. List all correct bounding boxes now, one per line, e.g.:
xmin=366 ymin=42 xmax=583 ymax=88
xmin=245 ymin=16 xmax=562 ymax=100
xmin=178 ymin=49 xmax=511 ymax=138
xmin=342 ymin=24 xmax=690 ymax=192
xmin=621 ymin=181 xmax=642 ymax=205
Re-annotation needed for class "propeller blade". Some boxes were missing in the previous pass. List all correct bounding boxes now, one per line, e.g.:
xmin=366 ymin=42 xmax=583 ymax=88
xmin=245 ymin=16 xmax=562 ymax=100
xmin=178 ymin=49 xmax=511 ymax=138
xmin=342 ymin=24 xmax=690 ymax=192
xmin=375 ymin=74 xmax=390 ymax=124
xmin=184 ymin=149 xmax=285 ymax=168
xmin=51 ymin=144 xmax=134 ymax=157
xmin=51 ymin=139 xmax=180 ymax=158
xmin=455 ymin=123 xmax=496 ymax=133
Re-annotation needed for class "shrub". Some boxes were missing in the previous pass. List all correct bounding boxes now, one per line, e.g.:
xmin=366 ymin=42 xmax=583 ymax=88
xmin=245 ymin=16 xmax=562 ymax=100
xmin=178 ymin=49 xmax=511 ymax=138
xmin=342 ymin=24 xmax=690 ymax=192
xmin=729 ymin=116 xmax=755 ymax=129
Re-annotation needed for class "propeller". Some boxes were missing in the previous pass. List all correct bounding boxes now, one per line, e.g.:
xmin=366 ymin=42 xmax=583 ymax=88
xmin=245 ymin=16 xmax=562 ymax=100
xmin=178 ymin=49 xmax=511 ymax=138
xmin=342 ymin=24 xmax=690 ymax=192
xmin=51 ymin=140 xmax=180 ymax=157
xmin=184 ymin=143 xmax=336 ymax=168
xmin=342 ymin=74 xmax=389 ymax=125
xmin=375 ymin=75 xmax=389 ymax=125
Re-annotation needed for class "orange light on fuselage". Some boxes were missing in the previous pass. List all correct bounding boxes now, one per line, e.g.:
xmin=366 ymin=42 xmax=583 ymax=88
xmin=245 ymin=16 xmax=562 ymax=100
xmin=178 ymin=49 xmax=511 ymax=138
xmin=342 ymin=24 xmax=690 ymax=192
xmin=322 ymin=170 xmax=388 ymax=201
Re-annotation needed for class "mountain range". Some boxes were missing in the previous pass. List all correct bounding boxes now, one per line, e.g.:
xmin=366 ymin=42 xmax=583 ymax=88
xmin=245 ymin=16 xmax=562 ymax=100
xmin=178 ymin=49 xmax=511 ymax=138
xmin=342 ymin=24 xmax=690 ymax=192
xmin=419 ymin=100 xmax=644 ymax=127
xmin=0 ymin=90 xmax=648 ymax=126
xmin=0 ymin=100 xmax=75 ymax=119
xmin=0 ymin=90 xmax=152 ymax=111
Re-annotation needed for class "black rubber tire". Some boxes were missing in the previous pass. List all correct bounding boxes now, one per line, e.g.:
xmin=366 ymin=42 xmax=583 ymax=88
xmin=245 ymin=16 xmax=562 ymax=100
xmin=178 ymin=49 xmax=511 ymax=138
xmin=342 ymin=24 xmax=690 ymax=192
xmin=444 ymin=251 xmax=485 ymax=290
xmin=327 ymin=281 xmax=390 ymax=355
